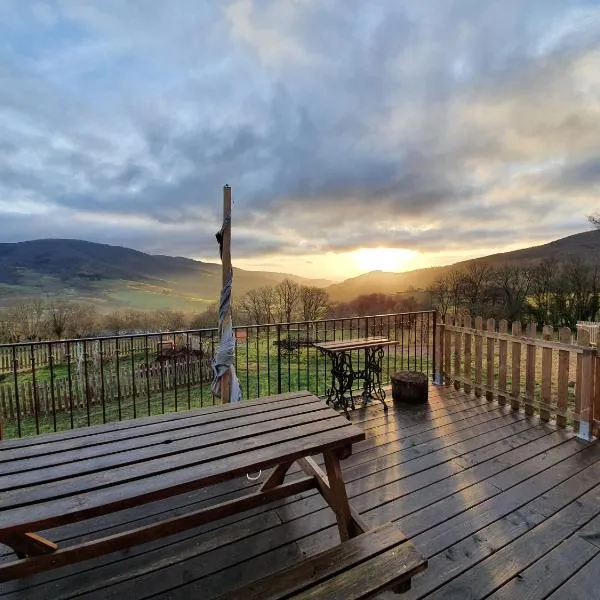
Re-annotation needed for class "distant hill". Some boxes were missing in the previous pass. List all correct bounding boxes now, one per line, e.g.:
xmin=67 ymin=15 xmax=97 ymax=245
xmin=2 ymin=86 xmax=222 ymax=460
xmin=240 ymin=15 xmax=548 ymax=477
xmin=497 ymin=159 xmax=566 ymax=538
xmin=326 ymin=230 xmax=600 ymax=302
xmin=0 ymin=239 xmax=331 ymax=312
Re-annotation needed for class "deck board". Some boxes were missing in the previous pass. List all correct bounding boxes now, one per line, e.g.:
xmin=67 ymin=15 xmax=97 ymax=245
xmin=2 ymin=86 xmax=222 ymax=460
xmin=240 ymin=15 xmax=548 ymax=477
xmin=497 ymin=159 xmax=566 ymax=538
xmin=2 ymin=385 xmax=600 ymax=600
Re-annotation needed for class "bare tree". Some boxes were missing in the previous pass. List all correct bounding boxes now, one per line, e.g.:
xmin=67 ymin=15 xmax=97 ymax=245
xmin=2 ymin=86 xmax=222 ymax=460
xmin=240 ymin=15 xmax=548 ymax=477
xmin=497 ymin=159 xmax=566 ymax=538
xmin=155 ymin=310 xmax=186 ymax=331
xmin=46 ymin=300 xmax=75 ymax=339
xmin=462 ymin=262 xmax=492 ymax=315
xmin=239 ymin=286 xmax=274 ymax=325
xmin=528 ymin=258 xmax=559 ymax=324
xmin=6 ymin=299 xmax=47 ymax=341
xmin=275 ymin=279 xmax=300 ymax=322
xmin=68 ymin=304 xmax=99 ymax=338
xmin=428 ymin=276 xmax=452 ymax=319
xmin=299 ymin=286 xmax=329 ymax=321
xmin=447 ymin=269 xmax=466 ymax=316
xmin=492 ymin=266 xmax=533 ymax=321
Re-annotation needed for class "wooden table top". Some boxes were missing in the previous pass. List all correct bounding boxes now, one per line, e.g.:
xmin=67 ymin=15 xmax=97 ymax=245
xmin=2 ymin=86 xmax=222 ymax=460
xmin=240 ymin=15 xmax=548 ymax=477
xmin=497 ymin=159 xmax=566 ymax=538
xmin=0 ymin=391 xmax=365 ymax=536
xmin=313 ymin=337 xmax=397 ymax=353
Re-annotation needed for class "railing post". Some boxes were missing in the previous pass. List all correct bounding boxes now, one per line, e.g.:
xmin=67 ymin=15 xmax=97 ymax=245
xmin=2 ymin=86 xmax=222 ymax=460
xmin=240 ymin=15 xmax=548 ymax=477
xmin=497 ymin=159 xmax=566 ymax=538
xmin=276 ymin=323 xmax=282 ymax=394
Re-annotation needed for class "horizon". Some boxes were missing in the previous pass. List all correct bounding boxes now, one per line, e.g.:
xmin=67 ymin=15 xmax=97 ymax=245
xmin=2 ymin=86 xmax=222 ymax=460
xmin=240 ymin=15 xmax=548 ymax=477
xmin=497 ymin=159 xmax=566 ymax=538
xmin=1 ymin=2 xmax=600 ymax=280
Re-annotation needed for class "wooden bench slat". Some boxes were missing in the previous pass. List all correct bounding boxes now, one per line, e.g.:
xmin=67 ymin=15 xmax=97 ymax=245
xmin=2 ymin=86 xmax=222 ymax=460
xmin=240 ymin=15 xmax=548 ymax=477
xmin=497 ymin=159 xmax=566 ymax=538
xmin=291 ymin=542 xmax=426 ymax=600
xmin=0 ymin=393 xmax=321 ymax=465
xmin=0 ymin=404 xmax=332 ymax=487
xmin=0 ymin=424 xmax=364 ymax=535
xmin=0 ymin=390 xmax=313 ymax=452
xmin=216 ymin=522 xmax=425 ymax=600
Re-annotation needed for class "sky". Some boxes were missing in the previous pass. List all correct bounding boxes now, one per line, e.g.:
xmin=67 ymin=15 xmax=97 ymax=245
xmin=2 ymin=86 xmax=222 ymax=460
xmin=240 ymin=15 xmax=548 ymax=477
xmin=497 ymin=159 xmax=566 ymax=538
xmin=1 ymin=1 xmax=600 ymax=281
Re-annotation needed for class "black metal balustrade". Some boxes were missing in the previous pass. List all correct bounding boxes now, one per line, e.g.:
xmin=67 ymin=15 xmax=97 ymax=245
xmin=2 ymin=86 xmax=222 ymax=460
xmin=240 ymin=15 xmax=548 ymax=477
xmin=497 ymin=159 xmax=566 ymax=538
xmin=0 ymin=311 xmax=436 ymax=439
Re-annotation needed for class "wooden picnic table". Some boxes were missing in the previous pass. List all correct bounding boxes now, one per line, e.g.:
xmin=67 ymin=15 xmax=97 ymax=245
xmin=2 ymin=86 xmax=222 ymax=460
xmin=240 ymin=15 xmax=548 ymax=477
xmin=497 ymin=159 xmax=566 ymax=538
xmin=0 ymin=390 xmax=365 ymax=582
xmin=314 ymin=336 xmax=397 ymax=415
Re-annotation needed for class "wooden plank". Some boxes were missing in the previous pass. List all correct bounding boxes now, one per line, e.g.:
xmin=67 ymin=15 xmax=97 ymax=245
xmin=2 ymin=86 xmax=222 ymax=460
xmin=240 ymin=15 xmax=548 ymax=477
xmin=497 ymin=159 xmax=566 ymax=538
xmin=511 ymin=321 xmax=522 ymax=411
xmin=0 ymin=477 xmax=316 ymax=582
xmin=0 ymin=421 xmax=365 ymax=535
xmin=463 ymin=315 xmax=472 ymax=395
xmin=498 ymin=320 xmax=508 ymax=405
xmin=0 ymin=408 xmax=340 ymax=490
xmin=443 ymin=324 xmax=585 ymax=354
xmin=0 ymin=392 xmax=319 ymax=460
xmin=0 ymin=390 xmax=315 ymax=451
xmin=474 ymin=316 xmax=483 ymax=397
xmin=410 ymin=459 xmax=600 ymax=600
xmin=486 ymin=318 xmax=495 ymax=402
xmin=289 ymin=543 xmax=426 ymax=600
xmin=557 ymin=327 xmax=571 ymax=428
xmin=260 ymin=462 xmax=293 ymax=491
xmin=525 ymin=322 xmax=537 ymax=415
xmin=486 ymin=535 xmax=599 ymax=600
xmin=541 ymin=325 xmax=554 ymax=422
xmin=215 ymin=522 xmax=407 ymax=600
xmin=1 ymin=399 xmax=329 ymax=475
xmin=547 ymin=552 xmax=600 ymax=600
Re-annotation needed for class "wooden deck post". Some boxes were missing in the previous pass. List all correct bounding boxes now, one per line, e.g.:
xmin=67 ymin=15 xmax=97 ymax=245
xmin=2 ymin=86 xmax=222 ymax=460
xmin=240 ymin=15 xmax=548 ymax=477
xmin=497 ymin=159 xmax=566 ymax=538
xmin=577 ymin=329 xmax=594 ymax=441
xmin=557 ymin=327 xmax=571 ymax=428
xmin=453 ymin=315 xmax=462 ymax=391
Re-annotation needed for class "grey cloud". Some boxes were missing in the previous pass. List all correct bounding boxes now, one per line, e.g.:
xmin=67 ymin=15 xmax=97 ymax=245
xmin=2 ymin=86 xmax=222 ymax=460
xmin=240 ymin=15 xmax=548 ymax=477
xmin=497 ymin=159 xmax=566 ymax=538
xmin=1 ymin=0 xmax=600 ymax=267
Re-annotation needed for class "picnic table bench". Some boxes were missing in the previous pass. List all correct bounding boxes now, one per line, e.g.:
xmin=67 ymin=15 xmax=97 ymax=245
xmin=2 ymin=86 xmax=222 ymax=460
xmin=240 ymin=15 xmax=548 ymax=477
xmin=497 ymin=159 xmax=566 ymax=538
xmin=314 ymin=337 xmax=397 ymax=416
xmin=0 ymin=390 xmax=425 ymax=597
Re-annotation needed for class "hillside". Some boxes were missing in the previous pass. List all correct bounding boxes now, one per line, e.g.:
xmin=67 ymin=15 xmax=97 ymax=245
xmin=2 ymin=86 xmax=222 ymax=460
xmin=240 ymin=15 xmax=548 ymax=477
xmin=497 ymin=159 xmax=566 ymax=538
xmin=0 ymin=239 xmax=331 ymax=312
xmin=326 ymin=230 xmax=600 ymax=302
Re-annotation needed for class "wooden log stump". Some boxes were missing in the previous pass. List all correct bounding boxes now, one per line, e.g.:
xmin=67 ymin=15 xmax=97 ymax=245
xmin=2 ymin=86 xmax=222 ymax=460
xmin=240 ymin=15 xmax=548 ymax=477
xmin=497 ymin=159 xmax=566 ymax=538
xmin=391 ymin=372 xmax=428 ymax=405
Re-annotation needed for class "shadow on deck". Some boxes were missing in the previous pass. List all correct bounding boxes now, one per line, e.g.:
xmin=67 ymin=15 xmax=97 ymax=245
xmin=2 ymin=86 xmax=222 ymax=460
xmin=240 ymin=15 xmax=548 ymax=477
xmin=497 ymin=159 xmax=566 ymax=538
xmin=2 ymin=384 xmax=600 ymax=600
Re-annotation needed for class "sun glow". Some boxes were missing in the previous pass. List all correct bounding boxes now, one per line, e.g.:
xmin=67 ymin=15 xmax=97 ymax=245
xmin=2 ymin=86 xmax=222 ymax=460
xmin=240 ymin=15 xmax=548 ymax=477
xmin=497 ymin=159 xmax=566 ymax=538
xmin=352 ymin=247 xmax=418 ymax=274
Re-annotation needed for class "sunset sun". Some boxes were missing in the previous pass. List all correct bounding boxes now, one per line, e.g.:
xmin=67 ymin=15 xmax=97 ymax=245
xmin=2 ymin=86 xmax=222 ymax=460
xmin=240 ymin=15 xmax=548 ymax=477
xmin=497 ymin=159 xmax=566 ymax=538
xmin=352 ymin=248 xmax=417 ymax=274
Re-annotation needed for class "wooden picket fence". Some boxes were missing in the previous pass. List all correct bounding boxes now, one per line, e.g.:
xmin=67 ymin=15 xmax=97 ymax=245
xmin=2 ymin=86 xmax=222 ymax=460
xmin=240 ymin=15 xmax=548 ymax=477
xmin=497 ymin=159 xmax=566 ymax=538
xmin=436 ymin=315 xmax=599 ymax=439
xmin=0 ymin=357 xmax=212 ymax=421
xmin=0 ymin=337 xmax=150 ymax=374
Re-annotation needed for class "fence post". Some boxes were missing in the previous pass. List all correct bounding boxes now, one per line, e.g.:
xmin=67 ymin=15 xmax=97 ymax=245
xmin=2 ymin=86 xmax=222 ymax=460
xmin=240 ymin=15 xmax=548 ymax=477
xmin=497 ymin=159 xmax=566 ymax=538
xmin=511 ymin=321 xmax=522 ymax=411
xmin=474 ymin=316 xmax=483 ymax=398
xmin=540 ymin=325 xmax=553 ymax=422
xmin=434 ymin=312 xmax=443 ymax=385
xmin=525 ymin=323 xmax=537 ymax=416
xmin=453 ymin=315 xmax=462 ymax=391
xmin=486 ymin=318 xmax=495 ymax=402
xmin=463 ymin=315 xmax=472 ymax=395
xmin=578 ymin=346 xmax=595 ymax=441
xmin=276 ymin=324 xmax=282 ymax=394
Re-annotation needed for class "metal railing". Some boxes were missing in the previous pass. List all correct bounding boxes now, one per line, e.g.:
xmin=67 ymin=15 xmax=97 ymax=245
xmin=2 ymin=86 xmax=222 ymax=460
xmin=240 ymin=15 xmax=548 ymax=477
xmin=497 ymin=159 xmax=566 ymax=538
xmin=0 ymin=311 xmax=436 ymax=439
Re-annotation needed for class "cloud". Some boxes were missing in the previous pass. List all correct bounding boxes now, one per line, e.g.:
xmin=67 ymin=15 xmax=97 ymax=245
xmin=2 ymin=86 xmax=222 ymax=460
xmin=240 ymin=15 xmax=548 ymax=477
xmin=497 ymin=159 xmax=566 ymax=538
xmin=1 ymin=0 xmax=600 ymax=274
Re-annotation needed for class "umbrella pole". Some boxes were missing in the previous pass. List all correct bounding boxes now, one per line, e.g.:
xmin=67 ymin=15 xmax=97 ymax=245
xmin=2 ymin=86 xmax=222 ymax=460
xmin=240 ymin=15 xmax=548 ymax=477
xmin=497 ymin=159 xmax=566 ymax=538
xmin=221 ymin=184 xmax=232 ymax=403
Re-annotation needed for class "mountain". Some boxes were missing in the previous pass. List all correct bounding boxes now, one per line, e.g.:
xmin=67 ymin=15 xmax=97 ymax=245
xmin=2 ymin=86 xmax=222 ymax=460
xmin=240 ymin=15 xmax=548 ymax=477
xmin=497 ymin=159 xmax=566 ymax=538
xmin=0 ymin=239 xmax=331 ymax=312
xmin=326 ymin=230 xmax=600 ymax=302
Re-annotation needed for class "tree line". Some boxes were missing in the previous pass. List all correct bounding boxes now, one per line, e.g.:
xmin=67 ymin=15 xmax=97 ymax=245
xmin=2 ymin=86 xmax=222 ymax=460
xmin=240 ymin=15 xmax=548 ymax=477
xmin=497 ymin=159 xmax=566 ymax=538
xmin=428 ymin=256 xmax=600 ymax=327
xmin=0 ymin=277 xmax=431 ymax=343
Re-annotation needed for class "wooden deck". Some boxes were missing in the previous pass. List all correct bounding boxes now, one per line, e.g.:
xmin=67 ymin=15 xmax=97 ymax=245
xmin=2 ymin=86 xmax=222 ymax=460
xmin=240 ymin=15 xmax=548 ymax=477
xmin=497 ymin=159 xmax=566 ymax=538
xmin=2 ymin=384 xmax=600 ymax=599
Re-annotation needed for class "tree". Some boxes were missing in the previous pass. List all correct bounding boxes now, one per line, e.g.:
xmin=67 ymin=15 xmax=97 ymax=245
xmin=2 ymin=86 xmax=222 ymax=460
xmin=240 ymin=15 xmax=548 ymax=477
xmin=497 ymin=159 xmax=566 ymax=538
xmin=299 ymin=286 xmax=329 ymax=321
xmin=46 ymin=300 xmax=75 ymax=339
xmin=492 ymin=266 xmax=532 ymax=321
xmin=462 ymin=262 xmax=492 ymax=315
xmin=275 ymin=279 xmax=300 ymax=323
xmin=5 ymin=299 xmax=47 ymax=341
xmin=239 ymin=286 xmax=275 ymax=325
xmin=528 ymin=258 xmax=559 ymax=324
xmin=68 ymin=304 xmax=99 ymax=338
xmin=428 ymin=276 xmax=452 ymax=319
xmin=155 ymin=310 xmax=186 ymax=331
